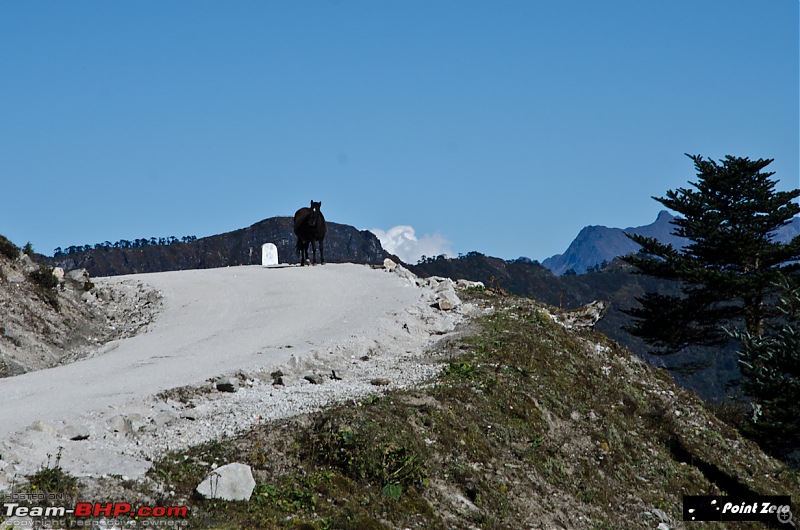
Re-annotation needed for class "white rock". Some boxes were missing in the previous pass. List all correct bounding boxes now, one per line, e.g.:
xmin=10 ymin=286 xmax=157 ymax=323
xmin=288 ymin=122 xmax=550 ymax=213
xmin=196 ymin=462 xmax=256 ymax=501
xmin=393 ymin=265 xmax=417 ymax=282
xmin=28 ymin=420 xmax=58 ymax=437
xmin=61 ymin=423 xmax=91 ymax=440
xmin=435 ymin=288 xmax=461 ymax=311
xmin=456 ymin=279 xmax=484 ymax=290
xmin=383 ymin=258 xmax=397 ymax=271
xmin=66 ymin=268 xmax=90 ymax=288
xmin=20 ymin=254 xmax=39 ymax=273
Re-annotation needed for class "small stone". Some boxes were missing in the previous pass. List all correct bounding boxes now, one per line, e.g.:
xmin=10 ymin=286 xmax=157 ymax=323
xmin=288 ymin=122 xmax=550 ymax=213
xmin=181 ymin=411 xmax=198 ymax=421
xmin=304 ymin=373 xmax=325 ymax=385
xmin=652 ymin=508 xmax=670 ymax=523
xmin=370 ymin=378 xmax=390 ymax=386
xmin=216 ymin=377 xmax=240 ymax=393
xmin=28 ymin=420 xmax=58 ymax=437
xmin=152 ymin=410 xmax=179 ymax=428
xmin=61 ymin=424 xmax=91 ymax=441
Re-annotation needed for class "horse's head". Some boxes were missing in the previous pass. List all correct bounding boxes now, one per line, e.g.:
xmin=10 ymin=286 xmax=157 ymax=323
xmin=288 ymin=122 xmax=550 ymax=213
xmin=308 ymin=200 xmax=323 ymax=227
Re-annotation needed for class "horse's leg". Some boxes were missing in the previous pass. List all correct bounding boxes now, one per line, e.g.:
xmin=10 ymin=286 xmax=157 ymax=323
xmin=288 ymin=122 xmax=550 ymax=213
xmin=310 ymin=240 xmax=318 ymax=265
xmin=300 ymin=241 xmax=307 ymax=266
xmin=319 ymin=239 xmax=325 ymax=265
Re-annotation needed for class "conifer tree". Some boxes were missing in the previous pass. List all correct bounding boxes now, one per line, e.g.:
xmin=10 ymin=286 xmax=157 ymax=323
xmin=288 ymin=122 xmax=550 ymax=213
xmin=729 ymin=278 xmax=800 ymax=452
xmin=623 ymin=154 xmax=800 ymax=360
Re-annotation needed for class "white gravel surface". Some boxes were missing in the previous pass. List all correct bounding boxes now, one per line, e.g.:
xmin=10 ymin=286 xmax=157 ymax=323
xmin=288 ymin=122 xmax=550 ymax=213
xmin=0 ymin=263 xmax=480 ymax=489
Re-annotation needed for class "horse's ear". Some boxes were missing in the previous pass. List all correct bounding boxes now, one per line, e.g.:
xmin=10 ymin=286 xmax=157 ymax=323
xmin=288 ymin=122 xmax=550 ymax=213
xmin=310 ymin=200 xmax=314 ymax=207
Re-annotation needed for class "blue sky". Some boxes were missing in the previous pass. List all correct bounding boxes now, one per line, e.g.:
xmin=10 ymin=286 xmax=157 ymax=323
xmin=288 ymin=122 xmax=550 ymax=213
xmin=1 ymin=1 xmax=797 ymax=263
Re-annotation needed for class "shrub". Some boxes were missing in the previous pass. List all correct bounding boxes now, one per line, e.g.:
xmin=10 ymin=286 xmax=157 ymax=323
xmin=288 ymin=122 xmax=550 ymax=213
xmin=30 ymin=266 xmax=58 ymax=290
xmin=30 ymin=265 xmax=60 ymax=309
xmin=0 ymin=235 xmax=18 ymax=260
xmin=303 ymin=409 xmax=428 ymax=499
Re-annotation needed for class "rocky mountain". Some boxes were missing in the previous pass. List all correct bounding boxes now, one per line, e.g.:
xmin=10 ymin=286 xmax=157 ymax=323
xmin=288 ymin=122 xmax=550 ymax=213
xmin=773 ymin=215 xmax=800 ymax=244
xmin=47 ymin=217 xmax=390 ymax=277
xmin=542 ymin=211 xmax=687 ymax=275
xmin=542 ymin=211 xmax=800 ymax=275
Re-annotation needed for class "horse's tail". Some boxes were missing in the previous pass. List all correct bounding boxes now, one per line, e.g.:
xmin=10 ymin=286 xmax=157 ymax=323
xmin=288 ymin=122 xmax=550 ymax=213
xmin=295 ymin=238 xmax=303 ymax=256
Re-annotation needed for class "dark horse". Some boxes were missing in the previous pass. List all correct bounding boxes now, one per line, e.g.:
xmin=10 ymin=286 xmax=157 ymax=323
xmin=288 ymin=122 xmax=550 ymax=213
xmin=294 ymin=200 xmax=327 ymax=266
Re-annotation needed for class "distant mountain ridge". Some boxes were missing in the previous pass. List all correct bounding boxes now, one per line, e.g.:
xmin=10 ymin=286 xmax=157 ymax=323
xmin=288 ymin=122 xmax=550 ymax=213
xmin=542 ymin=211 xmax=800 ymax=275
xmin=48 ymin=217 xmax=390 ymax=277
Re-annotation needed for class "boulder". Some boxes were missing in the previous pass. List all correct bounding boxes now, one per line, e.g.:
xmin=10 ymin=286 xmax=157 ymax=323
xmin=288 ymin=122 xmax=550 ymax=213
xmin=20 ymin=254 xmax=39 ymax=273
xmin=550 ymin=300 xmax=608 ymax=330
xmin=434 ymin=284 xmax=461 ymax=311
xmin=392 ymin=264 xmax=417 ymax=282
xmin=65 ymin=268 xmax=90 ymax=288
xmin=196 ymin=462 xmax=256 ymax=501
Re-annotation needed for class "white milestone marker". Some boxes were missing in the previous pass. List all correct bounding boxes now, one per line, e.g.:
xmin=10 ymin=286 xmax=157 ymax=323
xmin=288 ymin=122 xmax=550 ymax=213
xmin=262 ymin=243 xmax=278 ymax=267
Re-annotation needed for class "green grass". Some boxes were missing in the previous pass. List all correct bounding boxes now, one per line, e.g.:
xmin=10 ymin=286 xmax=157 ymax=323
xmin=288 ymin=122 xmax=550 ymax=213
xmin=97 ymin=290 xmax=800 ymax=528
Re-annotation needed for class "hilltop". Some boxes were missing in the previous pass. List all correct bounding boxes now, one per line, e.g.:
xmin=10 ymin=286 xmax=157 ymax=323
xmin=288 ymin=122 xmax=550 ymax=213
xmin=46 ymin=217 xmax=390 ymax=277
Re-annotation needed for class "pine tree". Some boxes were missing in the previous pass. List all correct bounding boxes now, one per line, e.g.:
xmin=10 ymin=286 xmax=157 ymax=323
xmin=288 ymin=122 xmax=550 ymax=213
xmin=730 ymin=278 xmax=800 ymax=452
xmin=623 ymin=154 xmax=800 ymax=361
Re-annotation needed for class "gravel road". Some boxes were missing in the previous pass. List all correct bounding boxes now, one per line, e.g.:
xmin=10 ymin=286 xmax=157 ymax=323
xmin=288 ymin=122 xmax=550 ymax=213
xmin=0 ymin=263 xmax=477 ymax=487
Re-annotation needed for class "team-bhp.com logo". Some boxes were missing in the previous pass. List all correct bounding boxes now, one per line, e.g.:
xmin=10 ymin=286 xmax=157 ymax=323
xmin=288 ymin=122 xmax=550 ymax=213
xmin=3 ymin=497 xmax=189 ymax=527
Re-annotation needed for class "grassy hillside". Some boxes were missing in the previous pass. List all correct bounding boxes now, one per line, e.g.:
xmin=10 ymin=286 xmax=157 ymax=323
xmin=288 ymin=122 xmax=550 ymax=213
xmin=10 ymin=289 xmax=797 ymax=529
xmin=410 ymin=254 xmax=742 ymax=402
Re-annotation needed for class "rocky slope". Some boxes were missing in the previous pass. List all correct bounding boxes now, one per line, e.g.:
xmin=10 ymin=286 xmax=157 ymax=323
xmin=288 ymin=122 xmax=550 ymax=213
xmin=47 ymin=217 xmax=390 ymax=277
xmin=0 ymin=237 xmax=161 ymax=377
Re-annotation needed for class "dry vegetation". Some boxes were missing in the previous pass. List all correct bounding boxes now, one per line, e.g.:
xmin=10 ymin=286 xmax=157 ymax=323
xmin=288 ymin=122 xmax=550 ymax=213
xmin=5 ymin=289 xmax=798 ymax=529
